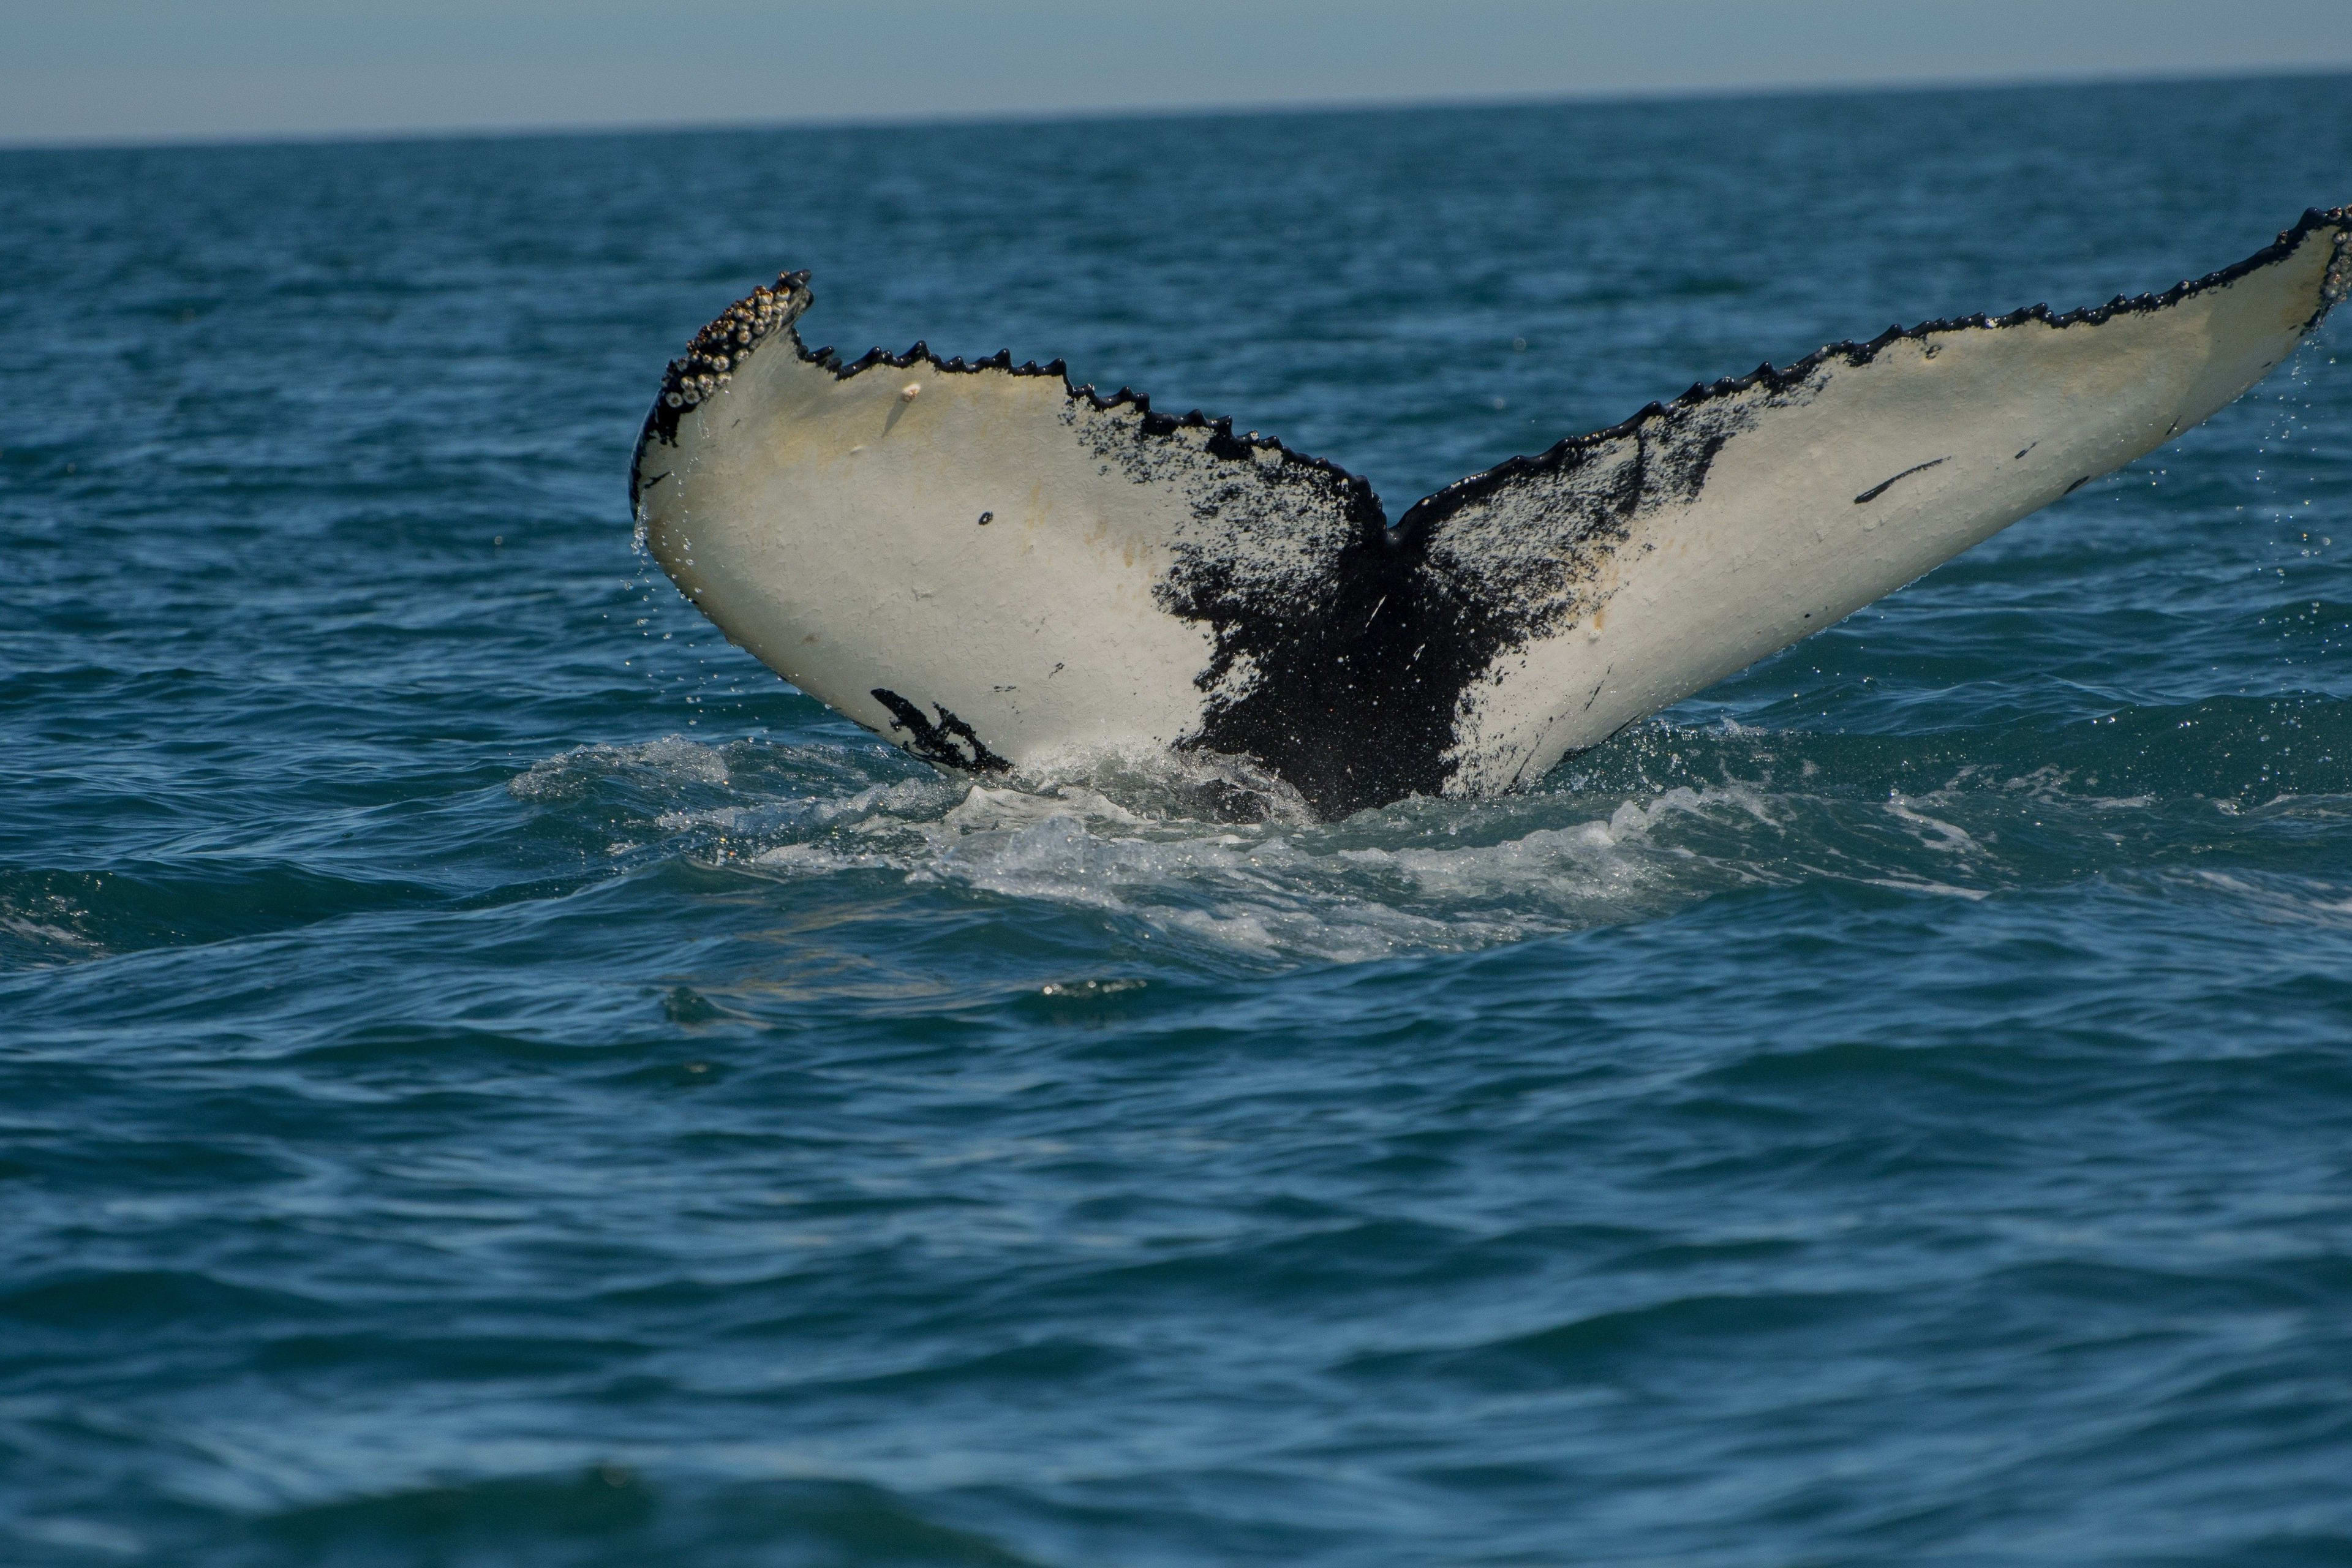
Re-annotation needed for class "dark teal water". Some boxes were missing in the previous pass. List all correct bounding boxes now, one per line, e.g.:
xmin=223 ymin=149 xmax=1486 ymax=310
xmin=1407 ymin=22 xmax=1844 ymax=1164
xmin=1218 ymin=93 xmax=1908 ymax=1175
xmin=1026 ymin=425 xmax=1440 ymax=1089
xmin=7 ymin=75 xmax=2352 ymax=1566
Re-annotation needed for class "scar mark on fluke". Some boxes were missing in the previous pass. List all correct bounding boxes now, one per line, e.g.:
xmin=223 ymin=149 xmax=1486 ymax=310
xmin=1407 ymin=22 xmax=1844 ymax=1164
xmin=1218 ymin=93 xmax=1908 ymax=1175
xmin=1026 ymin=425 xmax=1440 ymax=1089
xmin=1855 ymin=458 xmax=1948 ymax=504
xmin=870 ymin=688 xmax=1011 ymax=774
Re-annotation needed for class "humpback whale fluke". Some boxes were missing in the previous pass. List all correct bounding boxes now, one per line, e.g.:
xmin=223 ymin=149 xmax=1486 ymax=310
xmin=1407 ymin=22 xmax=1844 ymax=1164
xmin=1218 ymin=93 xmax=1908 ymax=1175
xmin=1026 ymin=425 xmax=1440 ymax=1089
xmin=631 ymin=209 xmax=2352 ymax=819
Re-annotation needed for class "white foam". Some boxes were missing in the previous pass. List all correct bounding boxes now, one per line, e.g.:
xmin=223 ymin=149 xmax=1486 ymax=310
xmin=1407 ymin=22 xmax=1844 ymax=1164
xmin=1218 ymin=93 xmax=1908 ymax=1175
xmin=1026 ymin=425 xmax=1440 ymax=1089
xmin=518 ymin=727 xmax=2329 ymax=962
xmin=2184 ymin=869 xmax=2352 ymax=928
xmin=508 ymin=734 xmax=730 ymax=800
xmin=1860 ymin=876 xmax=1992 ymax=901
xmin=0 ymin=913 xmax=102 ymax=954
xmin=717 ymin=770 xmax=1785 ymax=962
xmin=1884 ymin=795 xmax=1981 ymax=856
xmin=502 ymin=728 xmax=1836 ymax=960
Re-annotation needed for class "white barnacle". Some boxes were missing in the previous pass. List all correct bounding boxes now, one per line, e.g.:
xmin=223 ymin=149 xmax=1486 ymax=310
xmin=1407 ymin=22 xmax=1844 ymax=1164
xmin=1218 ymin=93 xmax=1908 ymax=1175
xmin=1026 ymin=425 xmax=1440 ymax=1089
xmin=900 ymin=382 xmax=922 ymax=401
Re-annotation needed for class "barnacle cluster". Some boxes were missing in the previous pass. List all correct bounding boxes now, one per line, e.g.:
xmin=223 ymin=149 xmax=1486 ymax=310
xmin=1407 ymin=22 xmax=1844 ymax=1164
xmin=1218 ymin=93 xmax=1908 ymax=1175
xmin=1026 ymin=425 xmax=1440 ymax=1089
xmin=2324 ymin=222 xmax=2352 ymax=309
xmin=660 ymin=270 xmax=807 ymax=412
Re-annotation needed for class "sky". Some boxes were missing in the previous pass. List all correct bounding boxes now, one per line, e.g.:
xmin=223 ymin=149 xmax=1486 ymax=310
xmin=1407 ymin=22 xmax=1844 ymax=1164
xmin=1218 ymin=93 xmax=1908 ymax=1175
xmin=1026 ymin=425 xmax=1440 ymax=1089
xmin=4 ymin=0 xmax=2350 ymax=147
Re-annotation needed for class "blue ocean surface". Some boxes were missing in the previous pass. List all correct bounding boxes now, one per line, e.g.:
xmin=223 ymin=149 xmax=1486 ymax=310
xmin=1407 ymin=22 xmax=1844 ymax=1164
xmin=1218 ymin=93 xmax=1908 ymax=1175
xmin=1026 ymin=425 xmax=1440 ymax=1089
xmin=6 ymin=74 xmax=2352 ymax=1566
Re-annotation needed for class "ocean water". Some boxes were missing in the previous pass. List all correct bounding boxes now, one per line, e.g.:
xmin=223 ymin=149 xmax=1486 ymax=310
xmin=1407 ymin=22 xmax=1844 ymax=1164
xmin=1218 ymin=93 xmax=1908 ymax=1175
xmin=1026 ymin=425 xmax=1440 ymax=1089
xmin=6 ymin=72 xmax=2352 ymax=1566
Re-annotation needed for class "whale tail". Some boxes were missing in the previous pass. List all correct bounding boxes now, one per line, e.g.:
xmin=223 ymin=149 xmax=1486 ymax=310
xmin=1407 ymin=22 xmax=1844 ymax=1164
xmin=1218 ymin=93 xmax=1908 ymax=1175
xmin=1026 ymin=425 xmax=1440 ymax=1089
xmin=631 ymin=209 xmax=2350 ymax=818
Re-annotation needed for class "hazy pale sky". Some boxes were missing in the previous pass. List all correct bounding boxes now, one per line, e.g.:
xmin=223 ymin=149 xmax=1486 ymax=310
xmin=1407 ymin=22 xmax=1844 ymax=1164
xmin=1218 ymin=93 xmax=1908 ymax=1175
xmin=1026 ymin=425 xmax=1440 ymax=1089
xmin=5 ymin=0 xmax=2350 ymax=147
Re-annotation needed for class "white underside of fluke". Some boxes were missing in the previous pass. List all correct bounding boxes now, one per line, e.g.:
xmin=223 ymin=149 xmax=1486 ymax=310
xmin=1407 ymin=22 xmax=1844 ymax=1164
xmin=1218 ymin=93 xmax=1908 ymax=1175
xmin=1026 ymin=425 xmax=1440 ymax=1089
xmin=631 ymin=211 xmax=2351 ymax=819
xmin=642 ymin=358 xmax=1228 ymax=764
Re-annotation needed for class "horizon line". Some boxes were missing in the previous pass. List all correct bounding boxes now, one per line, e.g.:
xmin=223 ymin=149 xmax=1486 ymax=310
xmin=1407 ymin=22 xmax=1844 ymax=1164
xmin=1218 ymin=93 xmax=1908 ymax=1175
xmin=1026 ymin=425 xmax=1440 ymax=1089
xmin=6 ymin=59 xmax=2348 ymax=157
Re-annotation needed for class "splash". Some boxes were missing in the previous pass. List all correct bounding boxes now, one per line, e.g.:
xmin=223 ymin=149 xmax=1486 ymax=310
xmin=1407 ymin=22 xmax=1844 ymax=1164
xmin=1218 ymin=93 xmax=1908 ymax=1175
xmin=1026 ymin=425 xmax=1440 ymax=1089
xmin=506 ymin=686 xmax=2352 ymax=968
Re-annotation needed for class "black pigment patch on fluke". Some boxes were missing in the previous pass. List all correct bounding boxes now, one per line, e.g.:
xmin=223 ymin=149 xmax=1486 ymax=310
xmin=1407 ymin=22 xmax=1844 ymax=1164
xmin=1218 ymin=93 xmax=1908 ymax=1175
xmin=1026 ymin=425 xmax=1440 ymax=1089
xmin=1150 ymin=392 xmax=1771 ymax=817
xmin=870 ymin=689 xmax=1011 ymax=774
